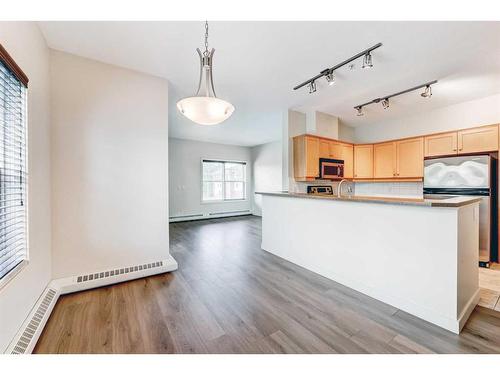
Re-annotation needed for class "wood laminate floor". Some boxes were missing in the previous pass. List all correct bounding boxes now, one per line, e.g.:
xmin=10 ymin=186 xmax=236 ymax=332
xmin=34 ymin=216 xmax=500 ymax=354
xmin=479 ymin=266 xmax=500 ymax=311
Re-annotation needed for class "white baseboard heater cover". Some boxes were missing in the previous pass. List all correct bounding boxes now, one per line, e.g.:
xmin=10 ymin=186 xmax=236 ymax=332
xmin=169 ymin=210 xmax=251 ymax=222
xmin=5 ymin=255 xmax=178 ymax=354
xmin=9 ymin=287 xmax=60 ymax=354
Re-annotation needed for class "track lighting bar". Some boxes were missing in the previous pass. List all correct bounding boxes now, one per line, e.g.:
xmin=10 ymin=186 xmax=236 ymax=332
xmin=293 ymin=42 xmax=383 ymax=91
xmin=353 ymin=80 xmax=438 ymax=115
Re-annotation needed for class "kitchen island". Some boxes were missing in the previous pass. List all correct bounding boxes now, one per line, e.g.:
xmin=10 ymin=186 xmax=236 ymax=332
xmin=257 ymin=191 xmax=482 ymax=333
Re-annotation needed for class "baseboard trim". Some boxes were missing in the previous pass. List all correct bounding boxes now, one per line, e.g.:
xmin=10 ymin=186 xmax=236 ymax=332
xmin=5 ymin=255 xmax=178 ymax=354
xmin=169 ymin=211 xmax=252 ymax=223
xmin=457 ymin=288 xmax=481 ymax=332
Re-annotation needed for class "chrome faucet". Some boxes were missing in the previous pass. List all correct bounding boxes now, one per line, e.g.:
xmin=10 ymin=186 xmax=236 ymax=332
xmin=337 ymin=179 xmax=348 ymax=197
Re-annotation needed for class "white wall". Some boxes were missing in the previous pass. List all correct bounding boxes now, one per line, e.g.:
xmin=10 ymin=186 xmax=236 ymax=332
xmin=354 ymin=94 xmax=500 ymax=143
xmin=169 ymin=138 xmax=252 ymax=220
xmin=0 ymin=22 xmax=52 ymax=352
xmin=50 ymin=51 xmax=170 ymax=278
xmin=286 ymin=110 xmax=307 ymax=192
xmin=338 ymin=121 xmax=355 ymax=143
xmin=251 ymin=141 xmax=282 ymax=216
xmin=306 ymin=111 xmax=339 ymax=139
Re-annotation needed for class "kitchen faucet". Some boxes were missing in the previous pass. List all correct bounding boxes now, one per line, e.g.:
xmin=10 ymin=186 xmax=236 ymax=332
xmin=337 ymin=179 xmax=351 ymax=198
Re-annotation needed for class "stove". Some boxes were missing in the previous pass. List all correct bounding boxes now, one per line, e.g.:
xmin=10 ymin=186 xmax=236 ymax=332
xmin=307 ymin=185 xmax=333 ymax=195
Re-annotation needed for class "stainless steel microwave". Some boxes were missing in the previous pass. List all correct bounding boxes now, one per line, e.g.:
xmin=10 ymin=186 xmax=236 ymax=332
xmin=319 ymin=158 xmax=344 ymax=180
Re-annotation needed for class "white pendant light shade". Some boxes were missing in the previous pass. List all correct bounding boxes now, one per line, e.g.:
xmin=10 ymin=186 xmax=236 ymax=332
xmin=177 ymin=96 xmax=234 ymax=125
xmin=177 ymin=22 xmax=235 ymax=126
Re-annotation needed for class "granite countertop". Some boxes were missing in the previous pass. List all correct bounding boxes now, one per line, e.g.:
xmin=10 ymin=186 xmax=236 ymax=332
xmin=255 ymin=191 xmax=483 ymax=207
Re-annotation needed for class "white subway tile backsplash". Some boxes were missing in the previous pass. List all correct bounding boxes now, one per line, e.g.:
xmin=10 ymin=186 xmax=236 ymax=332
xmin=354 ymin=181 xmax=423 ymax=198
xmin=289 ymin=180 xmax=423 ymax=199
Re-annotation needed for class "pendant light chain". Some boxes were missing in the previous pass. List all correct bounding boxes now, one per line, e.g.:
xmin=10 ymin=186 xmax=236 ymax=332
xmin=204 ymin=21 xmax=209 ymax=56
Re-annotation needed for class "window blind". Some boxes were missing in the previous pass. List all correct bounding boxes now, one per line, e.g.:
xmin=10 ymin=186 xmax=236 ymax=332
xmin=0 ymin=57 xmax=28 ymax=281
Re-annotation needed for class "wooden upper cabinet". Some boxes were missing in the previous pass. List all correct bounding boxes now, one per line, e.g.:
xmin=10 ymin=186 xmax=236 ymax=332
xmin=306 ymin=137 xmax=320 ymax=178
xmin=293 ymin=135 xmax=319 ymax=180
xmin=319 ymin=139 xmax=331 ymax=159
xmin=341 ymin=144 xmax=354 ymax=179
xmin=396 ymin=137 xmax=424 ymax=178
xmin=328 ymin=142 xmax=353 ymax=178
xmin=424 ymin=125 xmax=499 ymax=157
xmin=294 ymin=135 xmax=354 ymax=181
xmin=458 ymin=125 xmax=499 ymax=154
xmin=373 ymin=142 xmax=396 ymax=178
xmin=353 ymin=145 xmax=373 ymax=179
xmin=329 ymin=142 xmax=343 ymax=160
xmin=424 ymin=131 xmax=457 ymax=157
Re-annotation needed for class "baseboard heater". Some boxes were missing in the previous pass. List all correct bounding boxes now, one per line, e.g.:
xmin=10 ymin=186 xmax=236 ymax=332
xmin=169 ymin=210 xmax=251 ymax=222
xmin=5 ymin=255 xmax=178 ymax=354
xmin=209 ymin=210 xmax=250 ymax=216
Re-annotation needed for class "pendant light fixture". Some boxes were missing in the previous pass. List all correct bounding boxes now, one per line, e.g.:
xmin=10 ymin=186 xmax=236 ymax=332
xmin=176 ymin=21 xmax=235 ymax=125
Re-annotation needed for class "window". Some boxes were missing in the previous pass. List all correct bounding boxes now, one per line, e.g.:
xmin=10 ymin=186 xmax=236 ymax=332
xmin=202 ymin=160 xmax=246 ymax=202
xmin=0 ymin=44 xmax=28 ymax=286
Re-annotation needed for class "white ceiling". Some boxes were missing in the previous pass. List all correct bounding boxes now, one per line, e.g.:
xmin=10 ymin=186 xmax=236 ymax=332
xmin=38 ymin=21 xmax=500 ymax=146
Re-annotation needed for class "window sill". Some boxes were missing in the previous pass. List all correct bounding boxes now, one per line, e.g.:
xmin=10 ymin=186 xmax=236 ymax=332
xmin=0 ymin=259 xmax=29 ymax=292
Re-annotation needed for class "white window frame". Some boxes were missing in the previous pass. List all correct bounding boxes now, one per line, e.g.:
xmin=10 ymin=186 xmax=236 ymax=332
xmin=201 ymin=158 xmax=247 ymax=203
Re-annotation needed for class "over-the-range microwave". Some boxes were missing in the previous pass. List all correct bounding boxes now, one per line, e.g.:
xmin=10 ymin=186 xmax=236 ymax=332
xmin=319 ymin=158 xmax=344 ymax=180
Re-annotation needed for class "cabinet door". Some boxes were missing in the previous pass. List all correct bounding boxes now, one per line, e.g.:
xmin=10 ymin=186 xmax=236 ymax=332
xmin=319 ymin=139 xmax=331 ymax=159
xmin=353 ymin=145 xmax=373 ymax=178
xmin=396 ymin=137 xmax=424 ymax=178
xmin=341 ymin=144 xmax=354 ymax=179
xmin=424 ymin=132 xmax=458 ymax=157
xmin=458 ymin=125 xmax=499 ymax=154
xmin=373 ymin=142 xmax=396 ymax=178
xmin=305 ymin=136 xmax=320 ymax=178
xmin=329 ymin=142 xmax=343 ymax=159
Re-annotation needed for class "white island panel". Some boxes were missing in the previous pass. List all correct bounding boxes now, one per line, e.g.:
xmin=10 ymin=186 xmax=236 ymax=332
xmin=261 ymin=194 xmax=480 ymax=333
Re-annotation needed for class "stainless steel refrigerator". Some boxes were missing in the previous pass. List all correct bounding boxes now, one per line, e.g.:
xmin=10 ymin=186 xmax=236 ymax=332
xmin=424 ymin=155 xmax=498 ymax=267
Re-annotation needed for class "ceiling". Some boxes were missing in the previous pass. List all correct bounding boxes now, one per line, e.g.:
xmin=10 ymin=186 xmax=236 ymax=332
xmin=38 ymin=21 xmax=500 ymax=146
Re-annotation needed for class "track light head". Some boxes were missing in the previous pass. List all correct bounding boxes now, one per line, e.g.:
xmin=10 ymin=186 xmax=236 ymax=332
xmin=382 ymin=98 xmax=390 ymax=109
xmin=421 ymin=85 xmax=432 ymax=98
xmin=362 ymin=52 xmax=373 ymax=69
xmin=356 ymin=106 xmax=364 ymax=116
xmin=308 ymin=81 xmax=317 ymax=94
xmin=325 ymin=71 xmax=335 ymax=86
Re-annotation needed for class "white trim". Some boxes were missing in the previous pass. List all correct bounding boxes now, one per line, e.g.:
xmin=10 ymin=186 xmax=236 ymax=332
xmin=4 ymin=255 xmax=178 ymax=354
xmin=0 ymin=259 xmax=29 ymax=292
xmin=169 ymin=211 xmax=252 ymax=223
xmin=457 ymin=288 xmax=481 ymax=332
